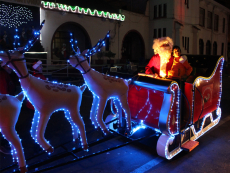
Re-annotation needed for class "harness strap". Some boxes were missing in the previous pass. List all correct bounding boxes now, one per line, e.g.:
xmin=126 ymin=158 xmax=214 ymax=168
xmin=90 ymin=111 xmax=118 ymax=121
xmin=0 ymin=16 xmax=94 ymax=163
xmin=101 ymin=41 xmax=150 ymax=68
xmin=74 ymin=56 xmax=91 ymax=74
xmin=5 ymin=51 xmax=29 ymax=79
xmin=82 ymin=68 xmax=91 ymax=74
xmin=19 ymin=73 xmax=29 ymax=79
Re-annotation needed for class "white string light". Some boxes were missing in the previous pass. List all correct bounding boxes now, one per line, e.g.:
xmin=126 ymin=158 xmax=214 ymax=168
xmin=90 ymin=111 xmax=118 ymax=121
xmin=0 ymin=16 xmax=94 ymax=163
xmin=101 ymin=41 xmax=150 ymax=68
xmin=0 ymin=4 xmax=33 ymax=28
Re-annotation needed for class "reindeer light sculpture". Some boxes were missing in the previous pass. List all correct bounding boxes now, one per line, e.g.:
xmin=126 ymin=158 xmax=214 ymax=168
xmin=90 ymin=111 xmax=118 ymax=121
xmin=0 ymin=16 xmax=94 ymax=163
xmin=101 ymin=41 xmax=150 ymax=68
xmin=68 ymin=32 xmax=132 ymax=135
xmin=0 ymin=92 xmax=27 ymax=173
xmin=0 ymin=20 xmax=89 ymax=154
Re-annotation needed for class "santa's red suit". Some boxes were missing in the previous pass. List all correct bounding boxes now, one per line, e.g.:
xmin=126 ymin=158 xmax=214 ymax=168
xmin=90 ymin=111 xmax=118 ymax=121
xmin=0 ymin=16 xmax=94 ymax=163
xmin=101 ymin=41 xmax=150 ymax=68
xmin=145 ymin=54 xmax=174 ymax=77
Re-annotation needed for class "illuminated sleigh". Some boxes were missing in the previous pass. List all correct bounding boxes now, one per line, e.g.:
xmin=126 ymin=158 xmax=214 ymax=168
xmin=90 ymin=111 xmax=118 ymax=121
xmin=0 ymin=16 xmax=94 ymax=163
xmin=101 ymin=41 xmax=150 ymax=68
xmin=108 ymin=55 xmax=224 ymax=160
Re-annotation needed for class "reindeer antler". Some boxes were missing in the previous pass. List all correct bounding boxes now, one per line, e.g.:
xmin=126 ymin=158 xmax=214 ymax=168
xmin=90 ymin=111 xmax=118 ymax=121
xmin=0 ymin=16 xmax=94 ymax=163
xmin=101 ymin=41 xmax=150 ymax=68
xmin=70 ymin=33 xmax=79 ymax=55
xmin=19 ymin=20 xmax=45 ymax=54
xmin=0 ymin=20 xmax=45 ymax=54
xmin=70 ymin=31 xmax=110 ymax=57
xmin=85 ymin=31 xmax=110 ymax=57
xmin=13 ymin=28 xmax=20 ymax=50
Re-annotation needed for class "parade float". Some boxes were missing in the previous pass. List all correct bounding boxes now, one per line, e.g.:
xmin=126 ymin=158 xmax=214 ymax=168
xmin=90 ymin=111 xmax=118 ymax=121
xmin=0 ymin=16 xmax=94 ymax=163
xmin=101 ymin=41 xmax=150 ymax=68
xmin=0 ymin=28 xmax=224 ymax=172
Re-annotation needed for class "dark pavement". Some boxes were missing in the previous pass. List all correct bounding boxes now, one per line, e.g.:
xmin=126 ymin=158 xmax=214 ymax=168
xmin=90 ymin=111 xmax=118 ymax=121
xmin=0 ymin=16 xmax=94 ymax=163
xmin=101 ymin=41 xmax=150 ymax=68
xmin=0 ymin=73 xmax=230 ymax=173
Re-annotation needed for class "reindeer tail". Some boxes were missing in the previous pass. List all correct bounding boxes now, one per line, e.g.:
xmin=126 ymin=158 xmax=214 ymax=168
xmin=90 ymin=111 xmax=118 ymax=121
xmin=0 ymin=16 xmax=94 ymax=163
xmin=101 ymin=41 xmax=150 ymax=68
xmin=79 ymin=84 xmax=87 ymax=92
xmin=15 ymin=91 xmax=25 ymax=102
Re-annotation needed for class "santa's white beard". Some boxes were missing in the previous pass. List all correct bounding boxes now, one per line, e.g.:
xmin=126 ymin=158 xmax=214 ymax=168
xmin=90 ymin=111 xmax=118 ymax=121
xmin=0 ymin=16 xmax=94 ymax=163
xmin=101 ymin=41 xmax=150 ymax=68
xmin=158 ymin=48 xmax=172 ymax=63
xmin=158 ymin=48 xmax=172 ymax=77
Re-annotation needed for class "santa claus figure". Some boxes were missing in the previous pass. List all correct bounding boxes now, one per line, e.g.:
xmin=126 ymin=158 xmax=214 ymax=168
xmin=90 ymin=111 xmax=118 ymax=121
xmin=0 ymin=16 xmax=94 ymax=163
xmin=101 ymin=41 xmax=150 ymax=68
xmin=145 ymin=37 xmax=174 ymax=78
xmin=31 ymin=60 xmax=46 ymax=80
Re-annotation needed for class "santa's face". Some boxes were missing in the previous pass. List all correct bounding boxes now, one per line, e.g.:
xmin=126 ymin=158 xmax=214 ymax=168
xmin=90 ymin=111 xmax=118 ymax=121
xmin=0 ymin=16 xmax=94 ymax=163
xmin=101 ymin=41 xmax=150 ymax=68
xmin=160 ymin=43 xmax=170 ymax=48
xmin=152 ymin=37 xmax=173 ymax=61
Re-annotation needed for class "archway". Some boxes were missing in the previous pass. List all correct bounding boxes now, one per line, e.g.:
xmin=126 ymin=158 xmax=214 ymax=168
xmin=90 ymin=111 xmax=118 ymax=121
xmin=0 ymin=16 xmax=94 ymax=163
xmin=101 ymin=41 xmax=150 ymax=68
xmin=51 ymin=22 xmax=91 ymax=63
xmin=121 ymin=30 xmax=145 ymax=64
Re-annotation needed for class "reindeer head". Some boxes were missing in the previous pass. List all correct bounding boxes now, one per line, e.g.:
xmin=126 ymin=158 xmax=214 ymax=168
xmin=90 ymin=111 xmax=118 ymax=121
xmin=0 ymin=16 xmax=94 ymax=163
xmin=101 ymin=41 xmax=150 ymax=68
xmin=68 ymin=48 xmax=91 ymax=74
xmin=0 ymin=48 xmax=23 ymax=64
xmin=0 ymin=20 xmax=45 ymax=79
xmin=69 ymin=48 xmax=88 ymax=66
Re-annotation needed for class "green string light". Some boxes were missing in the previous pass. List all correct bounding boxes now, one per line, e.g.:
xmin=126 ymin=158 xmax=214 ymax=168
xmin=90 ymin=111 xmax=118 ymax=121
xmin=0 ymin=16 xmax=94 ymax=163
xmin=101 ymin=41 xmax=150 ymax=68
xmin=41 ymin=1 xmax=125 ymax=21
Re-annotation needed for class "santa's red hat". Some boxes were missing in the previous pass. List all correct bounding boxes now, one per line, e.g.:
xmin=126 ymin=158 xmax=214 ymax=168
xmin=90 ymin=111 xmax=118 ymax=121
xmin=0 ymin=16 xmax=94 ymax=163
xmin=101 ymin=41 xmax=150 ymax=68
xmin=32 ymin=60 xmax=42 ymax=69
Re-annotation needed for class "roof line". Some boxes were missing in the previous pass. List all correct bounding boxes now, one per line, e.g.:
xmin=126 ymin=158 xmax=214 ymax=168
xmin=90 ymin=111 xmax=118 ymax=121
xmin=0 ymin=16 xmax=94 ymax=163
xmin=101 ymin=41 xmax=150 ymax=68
xmin=41 ymin=1 xmax=125 ymax=21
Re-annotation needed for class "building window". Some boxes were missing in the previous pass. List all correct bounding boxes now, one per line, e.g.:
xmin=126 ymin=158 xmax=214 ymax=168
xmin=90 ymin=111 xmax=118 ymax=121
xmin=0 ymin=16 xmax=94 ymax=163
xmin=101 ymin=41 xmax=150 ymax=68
xmin=154 ymin=5 xmax=157 ymax=18
xmin=206 ymin=40 xmax=211 ymax=55
xmin=163 ymin=4 xmax=167 ymax=17
xmin=153 ymin=29 xmax=157 ymax=38
xmin=214 ymin=14 xmax=219 ymax=31
xmin=187 ymin=37 xmax=189 ymax=53
xmin=185 ymin=0 xmax=189 ymax=8
xmin=199 ymin=39 xmax=204 ymax=55
xmin=163 ymin=28 xmax=166 ymax=37
xmin=158 ymin=28 xmax=161 ymax=38
xmin=199 ymin=8 xmax=205 ymax=27
xmin=207 ymin=11 xmax=212 ymax=29
xmin=185 ymin=37 xmax=187 ymax=50
xmin=223 ymin=18 xmax=225 ymax=33
xmin=221 ymin=43 xmax=224 ymax=55
xmin=184 ymin=37 xmax=189 ymax=53
xmin=159 ymin=4 xmax=162 ymax=18
xmin=182 ymin=36 xmax=184 ymax=48
xmin=213 ymin=41 xmax=217 ymax=55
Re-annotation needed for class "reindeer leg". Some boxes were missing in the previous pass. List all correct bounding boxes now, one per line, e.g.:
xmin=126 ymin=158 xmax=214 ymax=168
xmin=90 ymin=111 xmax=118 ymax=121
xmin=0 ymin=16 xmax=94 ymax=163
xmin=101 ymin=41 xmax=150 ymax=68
xmin=64 ymin=111 xmax=79 ymax=142
xmin=30 ymin=110 xmax=39 ymax=141
xmin=113 ymin=99 xmax=123 ymax=128
xmin=1 ymin=127 xmax=27 ymax=172
xmin=69 ymin=109 xmax=88 ymax=151
xmin=97 ymin=98 xmax=110 ymax=135
xmin=9 ymin=144 xmax=17 ymax=163
xmin=119 ymin=95 xmax=131 ymax=131
xmin=90 ymin=95 xmax=99 ymax=129
xmin=36 ymin=111 xmax=54 ymax=154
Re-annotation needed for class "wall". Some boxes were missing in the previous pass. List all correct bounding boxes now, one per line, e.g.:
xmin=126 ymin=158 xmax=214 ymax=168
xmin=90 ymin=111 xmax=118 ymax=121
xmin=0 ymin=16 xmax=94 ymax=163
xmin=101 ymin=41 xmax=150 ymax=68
xmin=149 ymin=0 xmax=175 ymax=58
xmin=198 ymin=0 xmax=229 ymax=58
xmin=40 ymin=7 xmax=149 ymax=64
xmin=149 ymin=0 xmax=230 ymax=59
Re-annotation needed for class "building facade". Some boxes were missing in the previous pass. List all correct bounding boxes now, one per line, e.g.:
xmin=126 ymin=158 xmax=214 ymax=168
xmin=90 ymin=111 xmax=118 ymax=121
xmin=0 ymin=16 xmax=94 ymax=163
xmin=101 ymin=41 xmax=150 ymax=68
xmin=1 ymin=0 xmax=229 ymax=64
xmin=39 ymin=2 xmax=150 ymax=65
xmin=149 ymin=0 xmax=230 ymax=60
